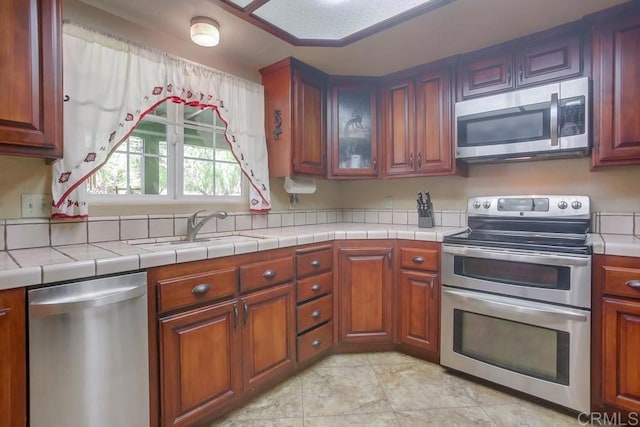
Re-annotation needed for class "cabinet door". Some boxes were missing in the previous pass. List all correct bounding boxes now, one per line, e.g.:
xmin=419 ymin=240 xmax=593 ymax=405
xmin=398 ymin=270 xmax=439 ymax=353
xmin=338 ymin=246 xmax=394 ymax=343
xmin=293 ymin=69 xmax=326 ymax=176
xmin=592 ymin=11 xmax=640 ymax=167
xmin=382 ymin=79 xmax=416 ymax=176
xmin=241 ymin=283 xmax=296 ymax=390
xmin=160 ymin=300 xmax=242 ymax=427
xmin=516 ymin=32 xmax=582 ymax=87
xmin=415 ymin=68 xmax=453 ymax=175
xmin=329 ymin=83 xmax=379 ymax=178
xmin=602 ymin=298 xmax=640 ymax=412
xmin=0 ymin=288 xmax=26 ymax=427
xmin=457 ymin=52 xmax=514 ymax=99
xmin=0 ymin=0 xmax=62 ymax=159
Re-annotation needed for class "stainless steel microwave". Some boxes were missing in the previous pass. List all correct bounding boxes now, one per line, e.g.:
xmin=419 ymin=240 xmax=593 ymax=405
xmin=454 ymin=77 xmax=589 ymax=163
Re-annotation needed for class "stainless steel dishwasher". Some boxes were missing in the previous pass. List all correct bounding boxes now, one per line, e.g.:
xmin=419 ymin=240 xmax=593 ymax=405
xmin=28 ymin=271 xmax=150 ymax=427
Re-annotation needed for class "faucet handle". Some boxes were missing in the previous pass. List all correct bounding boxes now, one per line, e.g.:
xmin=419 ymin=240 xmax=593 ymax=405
xmin=191 ymin=210 xmax=206 ymax=219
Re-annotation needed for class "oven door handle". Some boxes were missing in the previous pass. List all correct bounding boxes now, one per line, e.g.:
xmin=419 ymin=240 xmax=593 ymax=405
xmin=443 ymin=288 xmax=588 ymax=322
xmin=442 ymin=245 xmax=589 ymax=267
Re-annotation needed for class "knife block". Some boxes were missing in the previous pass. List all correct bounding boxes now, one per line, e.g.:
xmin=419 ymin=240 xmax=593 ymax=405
xmin=418 ymin=216 xmax=434 ymax=228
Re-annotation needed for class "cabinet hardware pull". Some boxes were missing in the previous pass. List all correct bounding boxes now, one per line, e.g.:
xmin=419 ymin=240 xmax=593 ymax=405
xmin=430 ymin=279 xmax=434 ymax=299
xmin=311 ymin=310 xmax=322 ymax=318
xmin=233 ymin=304 xmax=239 ymax=331
xmin=311 ymin=284 xmax=321 ymax=291
xmin=273 ymin=109 xmax=283 ymax=140
xmin=243 ymin=302 xmax=249 ymax=326
xmin=412 ymin=256 xmax=425 ymax=264
xmin=263 ymin=269 xmax=276 ymax=279
xmin=626 ymin=280 xmax=640 ymax=289
xmin=191 ymin=283 xmax=211 ymax=295
xmin=409 ymin=153 xmax=414 ymax=168
xmin=373 ymin=157 xmax=378 ymax=174
xmin=388 ymin=249 xmax=393 ymax=269
xmin=519 ymin=64 xmax=524 ymax=81
xmin=311 ymin=260 xmax=321 ymax=267
xmin=417 ymin=152 xmax=422 ymax=169
xmin=507 ymin=67 xmax=512 ymax=84
xmin=0 ymin=308 xmax=10 ymax=317
xmin=311 ymin=339 xmax=322 ymax=347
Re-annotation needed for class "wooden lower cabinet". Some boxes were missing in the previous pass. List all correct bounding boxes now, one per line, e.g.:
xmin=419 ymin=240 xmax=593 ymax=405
xmin=0 ymin=288 xmax=27 ymax=427
xmin=337 ymin=242 xmax=394 ymax=344
xmin=160 ymin=300 xmax=242 ymax=427
xmin=398 ymin=270 xmax=439 ymax=353
xmin=241 ymin=284 xmax=296 ymax=391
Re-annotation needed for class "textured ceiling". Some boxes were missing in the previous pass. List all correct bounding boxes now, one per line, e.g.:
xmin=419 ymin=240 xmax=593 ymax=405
xmin=70 ymin=0 xmax=629 ymax=80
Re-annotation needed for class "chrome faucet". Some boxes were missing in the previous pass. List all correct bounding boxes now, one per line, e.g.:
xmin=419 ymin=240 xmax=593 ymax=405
xmin=186 ymin=210 xmax=228 ymax=242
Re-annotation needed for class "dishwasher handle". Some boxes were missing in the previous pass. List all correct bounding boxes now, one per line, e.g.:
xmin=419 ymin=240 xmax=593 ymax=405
xmin=30 ymin=284 xmax=146 ymax=317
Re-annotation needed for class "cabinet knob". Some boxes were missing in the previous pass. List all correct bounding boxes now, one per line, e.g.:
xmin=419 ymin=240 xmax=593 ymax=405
xmin=311 ymin=339 xmax=322 ymax=347
xmin=191 ymin=284 xmax=211 ymax=295
xmin=626 ymin=280 xmax=640 ymax=289
xmin=311 ymin=310 xmax=322 ymax=318
xmin=311 ymin=284 xmax=322 ymax=291
xmin=412 ymin=256 xmax=425 ymax=264
xmin=263 ymin=269 xmax=276 ymax=279
xmin=311 ymin=259 xmax=321 ymax=268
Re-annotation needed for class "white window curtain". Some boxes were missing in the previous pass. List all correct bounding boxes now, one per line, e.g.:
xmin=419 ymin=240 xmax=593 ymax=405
xmin=52 ymin=22 xmax=271 ymax=217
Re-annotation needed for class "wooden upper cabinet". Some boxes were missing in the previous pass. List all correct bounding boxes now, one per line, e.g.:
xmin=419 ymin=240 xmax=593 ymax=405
xmin=457 ymin=26 xmax=584 ymax=100
xmin=0 ymin=0 xmax=62 ymax=159
xmin=590 ymin=5 xmax=640 ymax=167
xmin=328 ymin=79 xmax=379 ymax=179
xmin=0 ymin=288 xmax=27 ymax=427
xmin=382 ymin=65 xmax=455 ymax=178
xmin=260 ymin=57 xmax=327 ymax=177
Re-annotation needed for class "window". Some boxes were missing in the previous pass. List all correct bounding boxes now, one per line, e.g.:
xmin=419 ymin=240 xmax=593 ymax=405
xmin=87 ymin=101 xmax=243 ymax=199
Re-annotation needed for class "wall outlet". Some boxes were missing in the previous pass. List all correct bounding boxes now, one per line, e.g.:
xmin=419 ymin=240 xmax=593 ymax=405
xmin=384 ymin=196 xmax=393 ymax=209
xmin=21 ymin=194 xmax=52 ymax=218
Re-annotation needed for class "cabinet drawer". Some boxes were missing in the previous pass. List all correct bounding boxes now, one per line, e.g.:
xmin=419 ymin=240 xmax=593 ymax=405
xmin=296 ymin=248 xmax=332 ymax=278
xmin=297 ymin=321 xmax=333 ymax=363
xmin=157 ymin=268 xmax=237 ymax=313
xmin=240 ymin=256 xmax=294 ymax=292
xmin=297 ymin=294 xmax=332 ymax=333
xmin=400 ymin=248 xmax=439 ymax=271
xmin=603 ymin=265 xmax=640 ymax=299
xmin=297 ymin=272 xmax=333 ymax=303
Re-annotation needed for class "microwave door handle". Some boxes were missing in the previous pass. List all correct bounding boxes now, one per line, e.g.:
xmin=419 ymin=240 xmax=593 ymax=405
xmin=550 ymin=92 xmax=559 ymax=146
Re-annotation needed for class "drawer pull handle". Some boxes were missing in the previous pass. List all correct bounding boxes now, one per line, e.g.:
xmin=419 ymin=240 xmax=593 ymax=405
xmin=263 ymin=270 xmax=276 ymax=279
xmin=0 ymin=308 xmax=10 ymax=317
xmin=626 ymin=280 xmax=640 ymax=289
xmin=311 ymin=260 xmax=321 ymax=267
xmin=191 ymin=284 xmax=211 ymax=295
xmin=311 ymin=284 xmax=321 ymax=291
xmin=311 ymin=339 xmax=322 ymax=347
xmin=233 ymin=304 xmax=239 ymax=331
xmin=412 ymin=256 xmax=425 ymax=264
xmin=311 ymin=310 xmax=322 ymax=318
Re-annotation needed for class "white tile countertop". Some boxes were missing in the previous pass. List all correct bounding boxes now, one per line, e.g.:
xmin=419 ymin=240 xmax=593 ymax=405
xmin=1 ymin=222 xmax=639 ymax=291
xmin=0 ymin=223 xmax=465 ymax=291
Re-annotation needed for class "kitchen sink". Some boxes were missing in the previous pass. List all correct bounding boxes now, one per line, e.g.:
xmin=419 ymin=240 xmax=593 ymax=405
xmin=131 ymin=234 xmax=271 ymax=251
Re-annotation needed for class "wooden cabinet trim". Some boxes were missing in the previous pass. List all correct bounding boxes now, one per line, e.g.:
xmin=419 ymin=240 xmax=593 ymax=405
xmin=0 ymin=288 xmax=27 ymax=427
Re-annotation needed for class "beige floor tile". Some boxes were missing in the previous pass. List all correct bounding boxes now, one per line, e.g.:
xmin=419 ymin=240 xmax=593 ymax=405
xmin=304 ymin=412 xmax=400 ymax=427
xmin=309 ymin=353 xmax=371 ymax=369
xmin=366 ymin=352 xmax=421 ymax=365
xmin=395 ymin=407 xmax=496 ymax=426
xmin=212 ymin=418 xmax=304 ymax=427
xmin=223 ymin=377 xmax=302 ymax=421
xmin=372 ymin=362 xmax=477 ymax=411
xmin=301 ymin=365 xmax=392 ymax=416
xmin=481 ymin=402 xmax=580 ymax=427
xmin=455 ymin=376 xmax=520 ymax=406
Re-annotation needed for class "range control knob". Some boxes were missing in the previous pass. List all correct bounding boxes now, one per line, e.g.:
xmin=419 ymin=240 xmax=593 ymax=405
xmin=482 ymin=201 xmax=491 ymax=209
xmin=473 ymin=201 xmax=481 ymax=209
xmin=558 ymin=201 xmax=568 ymax=210
xmin=571 ymin=200 xmax=583 ymax=210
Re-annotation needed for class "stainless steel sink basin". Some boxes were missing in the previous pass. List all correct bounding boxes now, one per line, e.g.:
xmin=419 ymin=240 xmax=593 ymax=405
xmin=131 ymin=234 xmax=268 ymax=251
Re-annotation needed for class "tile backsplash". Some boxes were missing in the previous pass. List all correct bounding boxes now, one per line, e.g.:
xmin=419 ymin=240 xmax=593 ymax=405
xmin=1 ymin=209 xmax=636 ymax=251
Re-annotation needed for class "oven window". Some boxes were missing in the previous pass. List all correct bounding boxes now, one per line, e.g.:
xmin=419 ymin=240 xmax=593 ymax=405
xmin=457 ymin=102 xmax=550 ymax=147
xmin=454 ymin=256 xmax=570 ymax=290
xmin=453 ymin=310 xmax=569 ymax=385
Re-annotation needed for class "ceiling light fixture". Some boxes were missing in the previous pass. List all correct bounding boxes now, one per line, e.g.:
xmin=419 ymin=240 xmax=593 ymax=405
xmin=190 ymin=16 xmax=220 ymax=47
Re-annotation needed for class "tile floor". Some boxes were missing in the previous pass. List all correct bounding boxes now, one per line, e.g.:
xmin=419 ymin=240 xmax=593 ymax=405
xmin=211 ymin=352 xmax=584 ymax=426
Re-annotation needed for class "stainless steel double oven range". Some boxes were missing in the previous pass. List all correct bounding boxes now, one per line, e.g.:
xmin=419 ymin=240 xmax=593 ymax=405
xmin=441 ymin=195 xmax=592 ymax=413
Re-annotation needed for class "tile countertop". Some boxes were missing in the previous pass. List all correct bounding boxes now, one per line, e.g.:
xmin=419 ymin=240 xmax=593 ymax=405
xmin=1 ymin=223 xmax=638 ymax=291
xmin=0 ymin=223 xmax=465 ymax=291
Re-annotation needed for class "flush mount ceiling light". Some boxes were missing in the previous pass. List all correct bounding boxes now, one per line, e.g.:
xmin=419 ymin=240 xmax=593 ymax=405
xmin=190 ymin=16 xmax=220 ymax=47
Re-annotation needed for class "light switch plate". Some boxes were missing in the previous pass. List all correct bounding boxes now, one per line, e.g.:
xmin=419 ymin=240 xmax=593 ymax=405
xmin=384 ymin=196 xmax=393 ymax=209
xmin=21 ymin=194 xmax=52 ymax=218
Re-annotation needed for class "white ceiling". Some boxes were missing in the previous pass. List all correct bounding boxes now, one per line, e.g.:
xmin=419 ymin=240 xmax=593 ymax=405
xmin=69 ymin=0 xmax=628 ymax=80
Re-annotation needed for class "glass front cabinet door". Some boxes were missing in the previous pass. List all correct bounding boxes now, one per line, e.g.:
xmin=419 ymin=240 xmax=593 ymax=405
xmin=329 ymin=81 xmax=378 ymax=178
